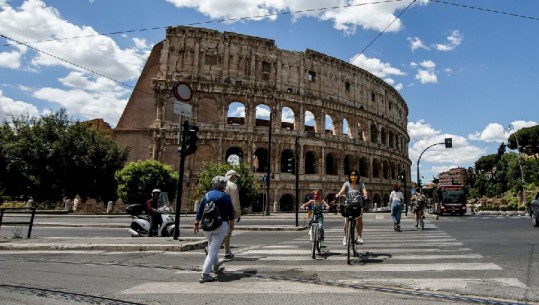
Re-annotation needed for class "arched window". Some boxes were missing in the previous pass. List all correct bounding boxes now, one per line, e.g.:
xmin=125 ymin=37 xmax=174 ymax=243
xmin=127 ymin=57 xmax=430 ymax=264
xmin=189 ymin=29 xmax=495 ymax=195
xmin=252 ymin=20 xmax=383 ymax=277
xmin=225 ymin=147 xmax=243 ymax=165
xmin=253 ymin=148 xmax=268 ymax=173
xmin=373 ymin=158 xmax=381 ymax=178
xmin=305 ymin=151 xmax=316 ymax=174
xmin=325 ymin=153 xmax=337 ymax=175
xmin=360 ymin=157 xmax=369 ymax=178
xmin=281 ymin=107 xmax=295 ymax=130
xmin=227 ymin=102 xmax=245 ymax=125
xmin=304 ymin=111 xmax=315 ymax=132
xmin=255 ymin=104 xmax=271 ymax=127
xmin=280 ymin=149 xmax=295 ymax=173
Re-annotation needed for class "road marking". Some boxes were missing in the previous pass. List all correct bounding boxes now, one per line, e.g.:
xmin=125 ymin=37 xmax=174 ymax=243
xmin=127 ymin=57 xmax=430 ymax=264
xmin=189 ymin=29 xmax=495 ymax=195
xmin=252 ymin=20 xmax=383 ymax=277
xmin=222 ymin=262 xmax=502 ymax=272
xmin=341 ymin=278 xmax=527 ymax=290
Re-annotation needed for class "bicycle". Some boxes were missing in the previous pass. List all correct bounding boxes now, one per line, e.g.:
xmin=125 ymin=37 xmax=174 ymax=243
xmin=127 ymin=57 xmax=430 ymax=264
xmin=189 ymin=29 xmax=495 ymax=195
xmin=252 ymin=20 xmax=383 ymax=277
xmin=337 ymin=196 xmax=362 ymax=265
xmin=305 ymin=205 xmax=325 ymax=259
xmin=414 ymin=200 xmax=426 ymax=230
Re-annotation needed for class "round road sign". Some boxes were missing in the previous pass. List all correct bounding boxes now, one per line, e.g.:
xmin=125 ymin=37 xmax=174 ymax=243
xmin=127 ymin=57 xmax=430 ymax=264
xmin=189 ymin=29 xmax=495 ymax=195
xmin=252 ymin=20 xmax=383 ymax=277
xmin=173 ymin=82 xmax=193 ymax=103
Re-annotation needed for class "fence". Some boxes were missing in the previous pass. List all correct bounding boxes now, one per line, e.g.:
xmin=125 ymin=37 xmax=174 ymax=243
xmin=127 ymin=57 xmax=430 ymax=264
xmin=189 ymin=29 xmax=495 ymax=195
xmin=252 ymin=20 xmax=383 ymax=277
xmin=0 ymin=207 xmax=36 ymax=238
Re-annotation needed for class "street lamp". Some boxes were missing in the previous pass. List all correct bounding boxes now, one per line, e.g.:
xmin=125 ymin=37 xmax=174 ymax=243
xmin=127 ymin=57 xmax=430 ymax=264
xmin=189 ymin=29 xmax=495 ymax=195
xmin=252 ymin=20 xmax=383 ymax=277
xmin=416 ymin=138 xmax=452 ymax=190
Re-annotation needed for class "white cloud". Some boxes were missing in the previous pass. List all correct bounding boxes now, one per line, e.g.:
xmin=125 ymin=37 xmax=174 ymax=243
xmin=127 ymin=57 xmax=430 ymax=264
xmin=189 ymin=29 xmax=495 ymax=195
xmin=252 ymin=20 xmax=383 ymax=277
xmin=0 ymin=90 xmax=40 ymax=121
xmin=228 ymin=102 xmax=245 ymax=117
xmin=408 ymin=120 xmax=440 ymax=141
xmin=408 ymin=37 xmax=430 ymax=51
xmin=165 ymin=0 xmax=429 ymax=34
xmin=0 ymin=50 xmax=22 ymax=69
xmin=305 ymin=110 xmax=314 ymax=126
xmin=434 ymin=30 xmax=462 ymax=52
xmin=350 ymin=53 xmax=405 ymax=79
xmin=255 ymin=104 xmax=270 ymax=119
xmin=413 ymin=60 xmax=438 ymax=84
xmin=469 ymin=121 xmax=538 ymax=143
xmin=281 ymin=107 xmax=295 ymax=123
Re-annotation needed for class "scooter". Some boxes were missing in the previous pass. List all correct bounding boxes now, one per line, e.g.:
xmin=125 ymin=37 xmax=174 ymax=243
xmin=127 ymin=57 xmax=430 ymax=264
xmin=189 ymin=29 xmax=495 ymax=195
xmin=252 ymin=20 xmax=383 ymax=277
xmin=126 ymin=203 xmax=176 ymax=237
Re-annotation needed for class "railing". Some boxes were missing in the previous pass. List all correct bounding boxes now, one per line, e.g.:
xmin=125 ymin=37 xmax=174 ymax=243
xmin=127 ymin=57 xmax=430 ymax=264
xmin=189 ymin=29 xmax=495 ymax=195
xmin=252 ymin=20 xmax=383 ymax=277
xmin=0 ymin=207 xmax=36 ymax=238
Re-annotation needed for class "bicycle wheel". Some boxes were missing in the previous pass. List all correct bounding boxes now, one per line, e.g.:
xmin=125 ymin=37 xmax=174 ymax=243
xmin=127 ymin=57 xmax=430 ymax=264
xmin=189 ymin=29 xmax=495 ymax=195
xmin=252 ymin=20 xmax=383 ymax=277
xmin=351 ymin=218 xmax=358 ymax=257
xmin=347 ymin=218 xmax=355 ymax=265
xmin=311 ymin=223 xmax=318 ymax=259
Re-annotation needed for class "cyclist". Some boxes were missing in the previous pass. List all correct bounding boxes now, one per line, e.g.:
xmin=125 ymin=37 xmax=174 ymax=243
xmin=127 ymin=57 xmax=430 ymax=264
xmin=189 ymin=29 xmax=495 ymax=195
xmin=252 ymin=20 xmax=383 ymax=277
xmin=412 ymin=193 xmax=427 ymax=228
xmin=336 ymin=170 xmax=368 ymax=246
xmin=301 ymin=189 xmax=330 ymax=247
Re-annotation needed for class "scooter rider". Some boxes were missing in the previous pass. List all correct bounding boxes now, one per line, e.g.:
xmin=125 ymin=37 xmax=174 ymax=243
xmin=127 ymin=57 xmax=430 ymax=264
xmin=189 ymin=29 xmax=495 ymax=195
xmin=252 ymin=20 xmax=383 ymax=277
xmin=146 ymin=189 xmax=162 ymax=237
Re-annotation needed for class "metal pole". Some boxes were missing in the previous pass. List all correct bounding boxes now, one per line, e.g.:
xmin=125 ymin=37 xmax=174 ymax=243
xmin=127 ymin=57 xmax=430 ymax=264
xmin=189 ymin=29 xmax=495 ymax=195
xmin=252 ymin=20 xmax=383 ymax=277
xmin=173 ymin=120 xmax=189 ymax=240
xmin=265 ymin=112 xmax=272 ymax=216
xmin=416 ymin=142 xmax=444 ymax=188
xmin=295 ymin=136 xmax=299 ymax=227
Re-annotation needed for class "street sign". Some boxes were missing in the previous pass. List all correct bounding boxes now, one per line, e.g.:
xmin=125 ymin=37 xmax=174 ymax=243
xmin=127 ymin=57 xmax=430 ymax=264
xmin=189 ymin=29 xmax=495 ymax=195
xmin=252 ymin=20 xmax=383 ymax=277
xmin=172 ymin=82 xmax=193 ymax=103
xmin=174 ymin=100 xmax=192 ymax=117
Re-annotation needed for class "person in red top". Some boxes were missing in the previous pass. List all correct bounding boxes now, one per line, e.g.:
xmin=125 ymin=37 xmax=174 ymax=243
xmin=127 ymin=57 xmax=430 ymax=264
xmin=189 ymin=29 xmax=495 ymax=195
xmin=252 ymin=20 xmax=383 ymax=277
xmin=146 ymin=188 xmax=162 ymax=236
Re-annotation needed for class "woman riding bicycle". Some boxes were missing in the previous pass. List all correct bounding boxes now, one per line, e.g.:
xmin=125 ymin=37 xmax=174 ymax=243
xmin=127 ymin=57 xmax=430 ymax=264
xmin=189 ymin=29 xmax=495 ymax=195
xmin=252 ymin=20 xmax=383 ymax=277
xmin=336 ymin=170 xmax=368 ymax=246
xmin=301 ymin=189 xmax=330 ymax=247
xmin=412 ymin=193 xmax=427 ymax=228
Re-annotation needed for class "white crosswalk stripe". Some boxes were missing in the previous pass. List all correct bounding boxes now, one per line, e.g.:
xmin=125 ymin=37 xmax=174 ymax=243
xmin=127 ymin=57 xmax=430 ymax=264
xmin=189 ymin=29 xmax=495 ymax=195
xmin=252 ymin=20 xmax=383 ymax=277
xmin=216 ymin=219 xmax=528 ymax=292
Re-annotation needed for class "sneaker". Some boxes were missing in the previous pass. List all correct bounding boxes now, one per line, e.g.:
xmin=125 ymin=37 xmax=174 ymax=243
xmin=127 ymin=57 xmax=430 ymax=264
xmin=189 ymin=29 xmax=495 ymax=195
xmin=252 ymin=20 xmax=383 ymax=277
xmin=356 ymin=238 xmax=364 ymax=245
xmin=224 ymin=252 xmax=235 ymax=259
xmin=204 ymin=246 xmax=208 ymax=255
xmin=342 ymin=236 xmax=347 ymax=246
xmin=199 ymin=274 xmax=215 ymax=283
xmin=320 ymin=240 xmax=327 ymax=248
xmin=212 ymin=261 xmax=224 ymax=273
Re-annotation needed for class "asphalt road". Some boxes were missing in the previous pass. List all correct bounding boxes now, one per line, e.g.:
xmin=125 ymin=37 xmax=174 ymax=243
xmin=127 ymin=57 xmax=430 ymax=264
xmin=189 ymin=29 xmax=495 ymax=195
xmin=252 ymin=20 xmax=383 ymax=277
xmin=0 ymin=213 xmax=538 ymax=305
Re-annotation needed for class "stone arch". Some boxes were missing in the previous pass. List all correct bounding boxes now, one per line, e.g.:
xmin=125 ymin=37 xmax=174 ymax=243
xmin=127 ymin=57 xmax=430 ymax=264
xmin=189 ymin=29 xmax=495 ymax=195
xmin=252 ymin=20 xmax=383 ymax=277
xmin=279 ymin=193 xmax=294 ymax=212
xmin=359 ymin=156 xmax=369 ymax=178
xmin=255 ymin=104 xmax=271 ymax=127
xmin=370 ymin=123 xmax=378 ymax=143
xmin=325 ymin=153 xmax=337 ymax=175
xmin=281 ymin=106 xmax=295 ymax=130
xmin=343 ymin=117 xmax=350 ymax=138
xmin=227 ymin=101 xmax=245 ymax=125
xmin=372 ymin=158 xmax=381 ymax=178
xmin=253 ymin=147 xmax=268 ymax=173
xmin=325 ymin=114 xmax=335 ymax=135
xmin=343 ymin=155 xmax=353 ymax=176
xmin=304 ymin=110 xmax=315 ymax=132
xmin=383 ymin=193 xmax=390 ymax=208
xmin=372 ymin=193 xmax=383 ymax=209
xmin=305 ymin=151 xmax=316 ymax=174
xmin=389 ymin=130 xmax=395 ymax=148
xmin=225 ymin=147 xmax=244 ymax=165
xmin=381 ymin=127 xmax=387 ymax=145
xmin=383 ymin=160 xmax=389 ymax=179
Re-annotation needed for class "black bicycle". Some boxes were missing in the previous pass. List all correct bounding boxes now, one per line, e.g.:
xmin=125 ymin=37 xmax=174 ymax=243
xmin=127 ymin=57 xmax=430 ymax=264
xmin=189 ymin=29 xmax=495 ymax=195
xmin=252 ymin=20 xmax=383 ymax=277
xmin=338 ymin=196 xmax=362 ymax=264
xmin=306 ymin=205 xmax=324 ymax=259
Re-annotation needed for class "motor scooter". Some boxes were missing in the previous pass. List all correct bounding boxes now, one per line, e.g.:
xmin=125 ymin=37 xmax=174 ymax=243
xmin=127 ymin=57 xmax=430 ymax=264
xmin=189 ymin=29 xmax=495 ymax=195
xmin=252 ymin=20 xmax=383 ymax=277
xmin=126 ymin=203 xmax=176 ymax=237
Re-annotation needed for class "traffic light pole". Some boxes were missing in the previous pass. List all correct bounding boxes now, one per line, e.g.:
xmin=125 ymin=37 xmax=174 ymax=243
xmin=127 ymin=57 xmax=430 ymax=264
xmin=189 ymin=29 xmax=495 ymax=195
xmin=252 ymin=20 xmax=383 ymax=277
xmin=294 ymin=136 xmax=299 ymax=227
xmin=173 ymin=121 xmax=189 ymax=240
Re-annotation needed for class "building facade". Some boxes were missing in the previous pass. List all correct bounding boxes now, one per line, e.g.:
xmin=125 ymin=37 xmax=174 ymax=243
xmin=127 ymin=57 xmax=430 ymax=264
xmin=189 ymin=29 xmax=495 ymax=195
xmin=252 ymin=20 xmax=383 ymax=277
xmin=439 ymin=167 xmax=467 ymax=185
xmin=113 ymin=26 xmax=412 ymax=211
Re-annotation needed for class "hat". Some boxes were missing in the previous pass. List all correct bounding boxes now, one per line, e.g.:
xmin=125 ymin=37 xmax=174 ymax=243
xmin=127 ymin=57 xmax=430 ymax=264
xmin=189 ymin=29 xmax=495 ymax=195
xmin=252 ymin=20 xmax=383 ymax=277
xmin=152 ymin=189 xmax=161 ymax=193
xmin=211 ymin=176 xmax=228 ymax=190
xmin=225 ymin=170 xmax=240 ymax=177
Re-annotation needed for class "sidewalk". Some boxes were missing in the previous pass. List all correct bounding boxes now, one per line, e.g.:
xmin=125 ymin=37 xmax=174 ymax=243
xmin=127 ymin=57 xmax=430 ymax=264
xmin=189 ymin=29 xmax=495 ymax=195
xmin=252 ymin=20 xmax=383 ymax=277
xmin=0 ymin=211 xmax=427 ymax=252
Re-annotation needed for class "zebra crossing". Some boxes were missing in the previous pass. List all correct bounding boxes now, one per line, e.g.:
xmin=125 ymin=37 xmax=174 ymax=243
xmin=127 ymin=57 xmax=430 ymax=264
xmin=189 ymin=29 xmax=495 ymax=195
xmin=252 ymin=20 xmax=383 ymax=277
xmin=215 ymin=218 xmax=527 ymax=292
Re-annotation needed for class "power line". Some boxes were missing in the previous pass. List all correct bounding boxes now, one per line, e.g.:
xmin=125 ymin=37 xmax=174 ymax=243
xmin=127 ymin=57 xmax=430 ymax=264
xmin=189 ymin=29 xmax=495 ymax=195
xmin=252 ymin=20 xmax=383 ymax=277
xmin=1 ymin=0 xmax=409 ymax=47
xmin=0 ymin=34 xmax=153 ymax=97
xmin=431 ymin=0 xmax=539 ymax=22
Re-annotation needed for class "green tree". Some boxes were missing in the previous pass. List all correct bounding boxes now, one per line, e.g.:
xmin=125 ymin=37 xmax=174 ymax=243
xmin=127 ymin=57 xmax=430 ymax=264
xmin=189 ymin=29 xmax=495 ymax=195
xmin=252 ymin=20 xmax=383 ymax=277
xmin=115 ymin=160 xmax=178 ymax=204
xmin=508 ymin=125 xmax=539 ymax=180
xmin=0 ymin=109 xmax=129 ymax=203
xmin=197 ymin=161 xmax=258 ymax=212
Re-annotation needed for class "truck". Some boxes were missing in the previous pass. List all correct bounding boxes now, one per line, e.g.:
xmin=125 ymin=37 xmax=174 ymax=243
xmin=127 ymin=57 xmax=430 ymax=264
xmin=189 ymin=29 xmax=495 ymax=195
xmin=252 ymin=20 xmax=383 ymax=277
xmin=433 ymin=184 xmax=467 ymax=216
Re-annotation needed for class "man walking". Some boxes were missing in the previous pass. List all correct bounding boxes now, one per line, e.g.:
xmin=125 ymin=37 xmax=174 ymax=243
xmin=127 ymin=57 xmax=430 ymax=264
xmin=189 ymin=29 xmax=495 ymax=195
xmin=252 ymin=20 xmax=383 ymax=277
xmin=222 ymin=169 xmax=241 ymax=258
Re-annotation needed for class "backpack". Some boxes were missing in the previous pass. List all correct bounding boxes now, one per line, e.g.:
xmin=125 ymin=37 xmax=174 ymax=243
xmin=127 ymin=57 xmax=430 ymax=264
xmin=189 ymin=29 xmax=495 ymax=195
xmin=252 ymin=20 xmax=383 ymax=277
xmin=200 ymin=193 xmax=223 ymax=231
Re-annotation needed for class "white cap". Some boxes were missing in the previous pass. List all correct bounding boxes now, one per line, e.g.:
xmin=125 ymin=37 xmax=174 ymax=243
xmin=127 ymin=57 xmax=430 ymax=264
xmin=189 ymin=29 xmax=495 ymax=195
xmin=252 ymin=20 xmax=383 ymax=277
xmin=226 ymin=170 xmax=240 ymax=177
xmin=152 ymin=189 xmax=161 ymax=193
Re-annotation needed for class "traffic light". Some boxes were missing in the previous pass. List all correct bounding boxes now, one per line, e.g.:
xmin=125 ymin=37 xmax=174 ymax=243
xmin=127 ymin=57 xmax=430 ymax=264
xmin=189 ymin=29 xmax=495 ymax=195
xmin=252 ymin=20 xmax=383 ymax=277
xmin=444 ymin=138 xmax=452 ymax=148
xmin=183 ymin=125 xmax=199 ymax=156
xmin=287 ymin=157 xmax=295 ymax=174
xmin=399 ymin=170 xmax=406 ymax=183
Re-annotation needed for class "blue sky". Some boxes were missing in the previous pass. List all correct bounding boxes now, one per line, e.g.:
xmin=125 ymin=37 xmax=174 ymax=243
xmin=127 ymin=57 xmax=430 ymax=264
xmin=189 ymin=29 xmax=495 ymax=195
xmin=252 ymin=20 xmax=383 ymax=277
xmin=1 ymin=0 xmax=538 ymax=183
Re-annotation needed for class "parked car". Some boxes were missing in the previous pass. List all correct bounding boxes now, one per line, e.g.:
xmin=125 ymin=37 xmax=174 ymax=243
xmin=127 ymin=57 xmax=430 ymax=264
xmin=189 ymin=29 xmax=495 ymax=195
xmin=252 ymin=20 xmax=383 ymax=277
xmin=528 ymin=191 xmax=539 ymax=227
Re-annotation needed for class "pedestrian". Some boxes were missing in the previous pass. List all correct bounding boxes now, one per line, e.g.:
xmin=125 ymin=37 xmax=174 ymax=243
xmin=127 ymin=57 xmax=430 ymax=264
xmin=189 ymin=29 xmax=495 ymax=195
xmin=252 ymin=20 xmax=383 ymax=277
xmin=389 ymin=183 xmax=405 ymax=231
xmin=194 ymin=176 xmax=235 ymax=283
xmin=301 ymin=189 xmax=330 ymax=247
xmin=336 ymin=169 xmax=368 ymax=246
xmin=221 ymin=169 xmax=241 ymax=259
xmin=146 ymin=189 xmax=162 ymax=237
xmin=73 ymin=195 xmax=80 ymax=213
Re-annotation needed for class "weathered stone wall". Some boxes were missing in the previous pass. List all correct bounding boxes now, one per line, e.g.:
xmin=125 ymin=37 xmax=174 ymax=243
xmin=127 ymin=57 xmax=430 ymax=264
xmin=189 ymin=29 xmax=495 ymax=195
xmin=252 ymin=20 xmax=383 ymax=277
xmin=113 ymin=26 xmax=411 ymax=211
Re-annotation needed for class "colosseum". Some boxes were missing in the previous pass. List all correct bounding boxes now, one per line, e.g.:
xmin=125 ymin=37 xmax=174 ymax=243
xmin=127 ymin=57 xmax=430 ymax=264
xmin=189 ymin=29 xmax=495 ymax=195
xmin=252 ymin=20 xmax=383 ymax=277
xmin=112 ymin=26 xmax=411 ymax=212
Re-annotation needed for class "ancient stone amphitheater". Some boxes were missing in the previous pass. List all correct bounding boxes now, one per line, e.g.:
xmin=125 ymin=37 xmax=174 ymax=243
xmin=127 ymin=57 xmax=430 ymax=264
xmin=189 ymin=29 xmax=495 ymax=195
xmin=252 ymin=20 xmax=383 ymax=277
xmin=113 ymin=26 xmax=411 ymax=212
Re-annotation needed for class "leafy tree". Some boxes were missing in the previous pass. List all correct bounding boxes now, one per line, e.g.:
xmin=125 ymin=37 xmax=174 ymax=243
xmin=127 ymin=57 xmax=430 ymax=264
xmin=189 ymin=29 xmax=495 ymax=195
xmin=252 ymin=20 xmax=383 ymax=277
xmin=0 ymin=109 xmax=129 ymax=204
xmin=508 ymin=125 xmax=539 ymax=178
xmin=115 ymin=160 xmax=178 ymax=204
xmin=475 ymin=154 xmax=498 ymax=178
xmin=197 ymin=161 xmax=258 ymax=212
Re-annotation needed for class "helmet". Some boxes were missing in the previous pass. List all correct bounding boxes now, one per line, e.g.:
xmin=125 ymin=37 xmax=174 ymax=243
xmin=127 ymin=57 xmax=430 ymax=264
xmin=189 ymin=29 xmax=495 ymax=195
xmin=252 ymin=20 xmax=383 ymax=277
xmin=152 ymin=189 xmax=161 ymax=193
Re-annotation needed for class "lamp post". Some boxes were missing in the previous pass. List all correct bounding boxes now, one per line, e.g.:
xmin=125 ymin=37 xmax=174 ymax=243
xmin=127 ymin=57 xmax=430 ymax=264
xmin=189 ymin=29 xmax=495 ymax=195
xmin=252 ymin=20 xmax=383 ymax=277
xmin=416 ymin=138 xmax=452 ymax=190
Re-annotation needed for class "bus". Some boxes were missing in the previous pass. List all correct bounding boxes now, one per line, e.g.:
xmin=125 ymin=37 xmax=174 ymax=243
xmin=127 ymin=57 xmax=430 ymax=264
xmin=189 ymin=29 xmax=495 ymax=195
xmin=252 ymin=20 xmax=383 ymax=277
xmin=433 ymin=184 xmax=467 ymax=216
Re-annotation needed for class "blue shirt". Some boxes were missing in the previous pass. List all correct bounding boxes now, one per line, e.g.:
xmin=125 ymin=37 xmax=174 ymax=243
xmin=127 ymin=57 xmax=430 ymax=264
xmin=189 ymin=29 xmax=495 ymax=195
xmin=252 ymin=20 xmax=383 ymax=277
xmin=196 ymin=190 xmax=235 ymax=222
